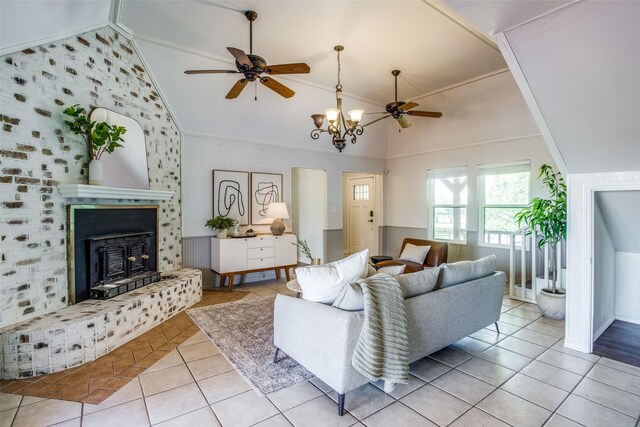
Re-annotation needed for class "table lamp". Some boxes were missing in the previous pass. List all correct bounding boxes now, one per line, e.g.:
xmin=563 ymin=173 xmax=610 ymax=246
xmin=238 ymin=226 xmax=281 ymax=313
xmin=265 ymin=202 xmax=289 ymax=236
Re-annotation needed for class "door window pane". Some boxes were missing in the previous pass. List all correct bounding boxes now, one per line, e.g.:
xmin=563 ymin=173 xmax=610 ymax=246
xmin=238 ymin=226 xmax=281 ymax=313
xmin=353 ymin=184 xmax=369 ymax=201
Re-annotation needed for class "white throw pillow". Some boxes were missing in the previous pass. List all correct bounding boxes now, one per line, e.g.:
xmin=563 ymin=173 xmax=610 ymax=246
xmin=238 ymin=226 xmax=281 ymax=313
xmin=296 ymin=250 xmax=369 ymax=304
xmin=399 ymin=243 xmax=430 ymax=264
xmin=377 ymin=264 xmax=406 ymax=276
xmin=367 ymin=264 xmax=406 ymax=277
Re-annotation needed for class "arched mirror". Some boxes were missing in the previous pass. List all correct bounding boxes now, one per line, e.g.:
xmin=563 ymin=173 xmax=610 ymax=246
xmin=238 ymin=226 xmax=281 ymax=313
xmin=89 ymin=108 xmax=149 ymax=189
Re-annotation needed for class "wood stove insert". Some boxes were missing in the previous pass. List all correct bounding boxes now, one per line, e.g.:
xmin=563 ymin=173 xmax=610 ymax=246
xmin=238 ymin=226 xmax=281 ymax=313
xmin=67 ymin=205 xmax=159 ymax=303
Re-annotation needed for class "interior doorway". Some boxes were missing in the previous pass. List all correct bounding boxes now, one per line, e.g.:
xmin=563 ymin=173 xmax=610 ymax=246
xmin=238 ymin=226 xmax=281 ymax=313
xmin=291 ymin=168 xmax=327 ymax=264
xmin=342 ymin=172 xmax=383 ymax=256
xmin=591 ymin=189 xmax=640 ymax=366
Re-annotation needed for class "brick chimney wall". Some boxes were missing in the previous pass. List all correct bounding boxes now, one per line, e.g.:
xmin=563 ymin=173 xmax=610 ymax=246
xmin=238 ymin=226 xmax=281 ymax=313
xmin=0 ymin=27 xmax=182 ymax=328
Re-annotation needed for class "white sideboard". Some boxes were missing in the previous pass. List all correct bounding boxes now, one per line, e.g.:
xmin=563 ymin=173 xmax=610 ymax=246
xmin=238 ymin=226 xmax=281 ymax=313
xmin=211 ymin=234 xmax=297 ymax=291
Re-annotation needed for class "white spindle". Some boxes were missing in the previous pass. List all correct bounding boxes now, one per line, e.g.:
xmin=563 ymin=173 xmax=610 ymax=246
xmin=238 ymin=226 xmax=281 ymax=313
xmin=531 ymin=232 xmax=537 ymax=301
xmin=557 ymin=242 xmax=563 ymax=290
xmin=543 ymin=243 xmax=549 ymax=292
xmin=520 ymin=229 xmax=526 ymax=299
xmin=509 ymin=237 xmax=515 ymax=296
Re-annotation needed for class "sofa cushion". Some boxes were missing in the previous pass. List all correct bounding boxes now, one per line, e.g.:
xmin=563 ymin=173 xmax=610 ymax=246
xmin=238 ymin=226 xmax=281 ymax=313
xmin=331 ymin=281 xmax=366 ymax=311
xmin=399 ymin=243 xmax=430 ymax=264
xmin=333 ymin=267 xmax=438 ymax=311
xmin=437 ymin=255 xmax=497 ymax=288
xmin=396 ymin=267 xmax=440 ymax=298
xmin=296 ymin=250 xmax=369 ymax=304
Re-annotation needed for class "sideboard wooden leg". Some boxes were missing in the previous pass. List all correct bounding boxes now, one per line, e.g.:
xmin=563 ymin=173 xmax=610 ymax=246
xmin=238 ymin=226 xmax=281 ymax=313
xmin=284 ymin=266 xmax=291 ymax=282
xmin=227 ymin=274 xmax=234 ymax=292
xmin=275 ymin=268 xmax=281 ymax=280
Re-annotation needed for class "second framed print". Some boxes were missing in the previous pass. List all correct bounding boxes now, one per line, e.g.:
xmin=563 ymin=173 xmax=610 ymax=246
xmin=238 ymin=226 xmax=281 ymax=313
xmin=212 ymin=170 xmax=249 ymax=225
xmin=251 ymin=172 xmax=283 ymax=224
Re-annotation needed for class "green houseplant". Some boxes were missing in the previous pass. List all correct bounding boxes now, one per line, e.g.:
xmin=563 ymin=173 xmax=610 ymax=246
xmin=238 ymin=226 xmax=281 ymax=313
xmin=63 ymin=104 xmax=127 ymax=185
xmin=514 ymin=164 xmax=567 ymax=319
xmin=206 ymin=216 xmax=237 ymax=238
xmin=292 ymin=238 xmax=321 ymax=265
xmin=63 ymin=105 xmax=127 ymax=160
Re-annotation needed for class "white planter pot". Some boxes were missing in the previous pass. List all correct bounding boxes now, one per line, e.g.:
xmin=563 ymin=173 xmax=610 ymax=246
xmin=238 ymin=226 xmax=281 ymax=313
xmin=537 ymin=289 xmax=566 ymax=320
xmin=217 ymin=229 xmax=228 ymax=239
xmin=89 ymin=159 xmax=103 ymax=186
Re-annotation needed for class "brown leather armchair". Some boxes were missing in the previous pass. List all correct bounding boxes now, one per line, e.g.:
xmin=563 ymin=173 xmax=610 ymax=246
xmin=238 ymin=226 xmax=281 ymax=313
xmin=376 ymin=238 xmax=448 ymax=273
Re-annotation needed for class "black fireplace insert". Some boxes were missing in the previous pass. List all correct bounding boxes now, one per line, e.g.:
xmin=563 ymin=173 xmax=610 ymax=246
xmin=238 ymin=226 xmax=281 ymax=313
xmin=68 ymin=205 xmax=159 ymax=303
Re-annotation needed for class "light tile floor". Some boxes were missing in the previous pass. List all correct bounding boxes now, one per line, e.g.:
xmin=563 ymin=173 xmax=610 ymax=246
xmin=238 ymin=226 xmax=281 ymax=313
xmin=1 ymin=280 xmax=640 ymax=427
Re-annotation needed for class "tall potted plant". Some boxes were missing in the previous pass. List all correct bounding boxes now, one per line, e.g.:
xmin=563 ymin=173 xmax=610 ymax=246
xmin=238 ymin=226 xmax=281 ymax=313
xmin=514 ymin=164 xmax=567 ymax=319
xmin=63 ymin=105 xmax=127 ymax=185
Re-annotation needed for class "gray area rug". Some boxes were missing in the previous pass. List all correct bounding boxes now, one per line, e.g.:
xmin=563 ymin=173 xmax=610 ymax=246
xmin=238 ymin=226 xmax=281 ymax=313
xmin=187 ymin=295 xmax=313 ymax=396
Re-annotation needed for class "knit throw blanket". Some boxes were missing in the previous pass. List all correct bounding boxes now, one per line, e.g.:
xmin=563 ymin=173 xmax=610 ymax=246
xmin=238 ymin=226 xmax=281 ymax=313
xmin=351 ymin=273 xmax=409 ymax=392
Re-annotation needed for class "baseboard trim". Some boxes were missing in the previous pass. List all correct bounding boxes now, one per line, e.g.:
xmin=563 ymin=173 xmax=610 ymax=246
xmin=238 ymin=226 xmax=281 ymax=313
xmin=614 ymin=315 xmax=640 ymax=326
xmin=593 ymin=316 xmax=615 ymax=341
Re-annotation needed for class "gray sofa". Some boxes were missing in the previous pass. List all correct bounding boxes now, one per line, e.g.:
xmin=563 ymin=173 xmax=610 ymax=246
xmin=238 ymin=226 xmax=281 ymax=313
xmin=273 ymin=270 xmax=506 ymax=415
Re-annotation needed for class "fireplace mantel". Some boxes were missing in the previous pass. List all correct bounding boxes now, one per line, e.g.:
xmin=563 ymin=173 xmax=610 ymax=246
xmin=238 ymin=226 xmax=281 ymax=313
xmin=58 ymin=184 xmax=174 ymax=200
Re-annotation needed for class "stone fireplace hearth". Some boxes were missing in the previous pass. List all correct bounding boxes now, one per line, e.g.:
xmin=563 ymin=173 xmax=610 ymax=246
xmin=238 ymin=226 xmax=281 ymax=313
xmin=0 ymin=268 xmax=202 ymax=379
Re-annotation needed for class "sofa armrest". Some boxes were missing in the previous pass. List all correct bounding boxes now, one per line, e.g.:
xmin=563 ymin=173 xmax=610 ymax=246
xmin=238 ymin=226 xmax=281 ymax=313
xmin=273 ymin=294 xmax=367 ymax=394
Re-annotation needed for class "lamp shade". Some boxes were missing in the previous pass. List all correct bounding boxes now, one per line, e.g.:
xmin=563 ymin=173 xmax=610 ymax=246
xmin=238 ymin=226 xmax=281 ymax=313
xmin=265 ymin=202 xmax=289 ymax=219
xmin=324 ymin=108 xmax=340 ymax=123
xmin=348 ymin=109 xmax=364 ymax=124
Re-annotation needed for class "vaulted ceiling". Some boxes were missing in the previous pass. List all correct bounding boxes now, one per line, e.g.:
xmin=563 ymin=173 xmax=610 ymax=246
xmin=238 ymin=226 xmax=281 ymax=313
xmin=117 ymin=0 xmax=509 ymax=105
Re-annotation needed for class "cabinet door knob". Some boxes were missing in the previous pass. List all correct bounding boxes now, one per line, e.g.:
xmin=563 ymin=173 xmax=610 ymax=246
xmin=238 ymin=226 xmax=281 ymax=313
xmin=127 ymin=256 xmax=136 ymax=262
xmin=141 ymin=254 xmax=150 ymax=260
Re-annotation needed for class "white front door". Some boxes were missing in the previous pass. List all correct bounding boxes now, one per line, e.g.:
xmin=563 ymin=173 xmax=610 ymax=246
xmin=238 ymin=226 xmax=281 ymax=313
xmin=348 ymin=176 xmax=375 ymax=254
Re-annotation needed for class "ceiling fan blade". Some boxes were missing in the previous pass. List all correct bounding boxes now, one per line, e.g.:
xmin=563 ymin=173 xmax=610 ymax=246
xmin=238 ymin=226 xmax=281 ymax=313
xmin=362 ymin=115 xmax=391 ymax=127
xmin=399 ymin=101 xmax=419 ymax=111
xmin=406 ymin=110 xmax=443 ymax=118
xmin=225 ymin=79 xmax=248 ymax=99
xmin=363 ymin=111 xmax=387 ymax=115
xmin=260 ymin=77 xmax=295 ymax=98
xmin=266 ymin=63 xmax=311 ymax=75
xmin=227 ymin=47 xmax=253 ymax=67
xmin=184 ymin=69 xmax=239 ymax=74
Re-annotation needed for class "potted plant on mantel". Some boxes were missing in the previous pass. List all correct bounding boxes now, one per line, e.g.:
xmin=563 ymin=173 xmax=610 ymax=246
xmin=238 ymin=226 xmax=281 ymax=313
xmin=205 ymin=216 xmax=237 ymax=239
xmin=63 ymin=104 xmax=127 ymax=186
xmin=515 ymin=164 xmax=567 ymax=319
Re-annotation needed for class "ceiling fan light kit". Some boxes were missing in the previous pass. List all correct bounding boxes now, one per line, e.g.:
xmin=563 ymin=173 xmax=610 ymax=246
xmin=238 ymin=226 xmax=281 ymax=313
xmin=310 ymin=46 xmax=365 ymax=153
xmin=184 ymin=10 xmax=310 ymax=99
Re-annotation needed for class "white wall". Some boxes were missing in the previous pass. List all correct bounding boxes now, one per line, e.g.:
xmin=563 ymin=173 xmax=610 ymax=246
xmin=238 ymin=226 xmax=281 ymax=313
xmin=592 ymin=203 xmax=616 ymax=339
xmin=500 ymin=1 xmax=640 ymax=174
xmin=0 ymin=0 xmax=111 ymax=55
xmin=291 ymin=168 xmax=327 ymax=262
xmin=615 ymin=252 xmax=640 ymax=325
xmin=384 ymin=71 xmax=556 ymax=235
xmin=181 ymin=134 xmax=385 ymax=238
xmin=566 ymin=171 xmax=640 ymax=352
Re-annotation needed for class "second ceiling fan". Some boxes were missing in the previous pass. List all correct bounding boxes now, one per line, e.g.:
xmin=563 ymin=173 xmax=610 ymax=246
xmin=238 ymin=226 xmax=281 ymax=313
xmin=184 ymin=10 xmax=310 ymax=99
xmin=365 ymin=70 xmax=443 ymax=129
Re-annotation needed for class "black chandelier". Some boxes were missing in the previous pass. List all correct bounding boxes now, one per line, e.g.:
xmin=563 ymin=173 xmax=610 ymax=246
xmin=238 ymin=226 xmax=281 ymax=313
xmin=310 ymin=46 xmax=364 ymax=153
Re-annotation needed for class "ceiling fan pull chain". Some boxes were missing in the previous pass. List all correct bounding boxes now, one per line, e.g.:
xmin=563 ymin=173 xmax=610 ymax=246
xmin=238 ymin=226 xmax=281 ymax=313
xmin=255 ymin=81 xmax=258 ymax=101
